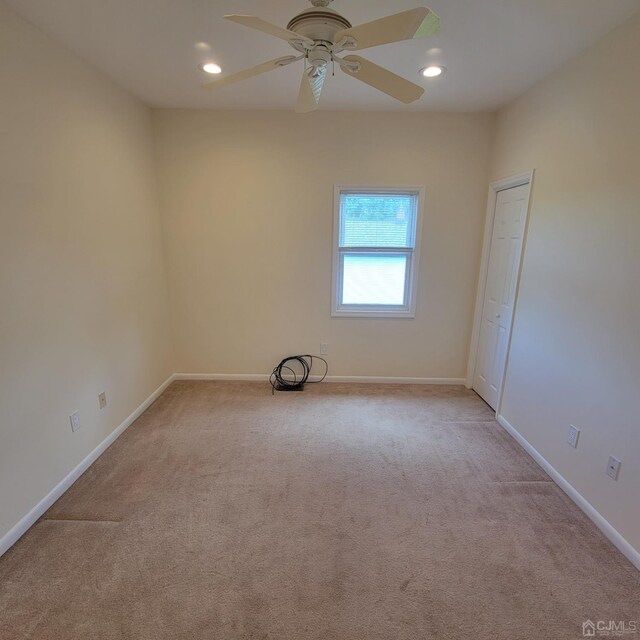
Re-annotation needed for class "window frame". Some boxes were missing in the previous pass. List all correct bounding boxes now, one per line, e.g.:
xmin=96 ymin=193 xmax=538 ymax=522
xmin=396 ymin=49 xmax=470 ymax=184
xmin=331 ymin=185 xmax=425 ymax=318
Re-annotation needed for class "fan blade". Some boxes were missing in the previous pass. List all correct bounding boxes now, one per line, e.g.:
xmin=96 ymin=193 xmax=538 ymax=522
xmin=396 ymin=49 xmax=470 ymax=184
xmin=205 ymin=56 xmax=301 ymax=90
xmin=335 ymin=7 xmax=440 ymax=51
xmin=295 ymin=67 xmax=327 ymax=113
xmin=340 ymin=56 xmax=424 ymax=104
xmin=225 ymin=15 xmax=313 ymax=46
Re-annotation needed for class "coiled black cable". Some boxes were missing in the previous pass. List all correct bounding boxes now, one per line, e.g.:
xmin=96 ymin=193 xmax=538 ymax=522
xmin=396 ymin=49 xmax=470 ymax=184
xmin=270 ymin=355 xmax=328 ymax=394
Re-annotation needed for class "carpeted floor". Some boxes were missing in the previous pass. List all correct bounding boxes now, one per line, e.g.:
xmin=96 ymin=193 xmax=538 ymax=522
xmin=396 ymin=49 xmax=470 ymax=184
xmin=0 ymin=381 xmax=638 ymax=639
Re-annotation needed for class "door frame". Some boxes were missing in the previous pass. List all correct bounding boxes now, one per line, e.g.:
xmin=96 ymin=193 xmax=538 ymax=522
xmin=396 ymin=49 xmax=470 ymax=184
xmin=466 ymin=170 xmax=535 ymax=413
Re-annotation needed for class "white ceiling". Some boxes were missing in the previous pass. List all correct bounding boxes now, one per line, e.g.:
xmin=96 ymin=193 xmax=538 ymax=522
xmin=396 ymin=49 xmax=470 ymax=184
xmin=6 ymin=0 xmax=640 ymax=111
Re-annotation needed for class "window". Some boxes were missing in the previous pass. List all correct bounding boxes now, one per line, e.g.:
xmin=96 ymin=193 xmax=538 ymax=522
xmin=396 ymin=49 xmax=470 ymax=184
xmin=332 ymin=186 xmax=424 ymax=317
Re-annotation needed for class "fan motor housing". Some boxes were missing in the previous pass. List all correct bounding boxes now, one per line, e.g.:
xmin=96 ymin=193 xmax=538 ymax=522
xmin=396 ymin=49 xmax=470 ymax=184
xmin=287 ymin=8 xmax=352 ymax=43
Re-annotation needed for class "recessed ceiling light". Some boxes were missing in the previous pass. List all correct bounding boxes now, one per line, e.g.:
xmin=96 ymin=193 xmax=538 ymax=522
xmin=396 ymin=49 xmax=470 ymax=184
xmin=420 ymin=65 xmax=446 ymax=78
xmin=200 ymin=63 xmax=222 ymax=75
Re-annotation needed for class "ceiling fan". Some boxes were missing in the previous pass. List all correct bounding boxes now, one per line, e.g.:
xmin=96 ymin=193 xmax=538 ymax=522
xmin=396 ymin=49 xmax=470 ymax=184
xmin=205 ymin=0 xmax=440 ymax=112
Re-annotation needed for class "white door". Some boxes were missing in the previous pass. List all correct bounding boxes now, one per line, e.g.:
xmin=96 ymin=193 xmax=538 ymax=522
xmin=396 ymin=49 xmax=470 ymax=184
xmin=473 ymin=184 xmax=529 ymax=409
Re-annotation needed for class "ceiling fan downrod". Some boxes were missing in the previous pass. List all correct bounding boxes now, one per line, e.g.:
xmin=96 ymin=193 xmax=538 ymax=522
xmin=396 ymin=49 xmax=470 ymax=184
xmin=310 ymin=0 xmax=333 ymax=7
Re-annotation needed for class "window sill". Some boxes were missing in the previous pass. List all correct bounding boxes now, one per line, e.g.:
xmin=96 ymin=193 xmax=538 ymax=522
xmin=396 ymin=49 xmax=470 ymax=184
xmin=331 ymin=308 xmax=416 ymax=319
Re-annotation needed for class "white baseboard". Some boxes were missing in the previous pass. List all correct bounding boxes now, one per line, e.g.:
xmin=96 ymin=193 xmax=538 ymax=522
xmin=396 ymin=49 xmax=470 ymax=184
xmin=0 ymin=374 xmax=175 ymax=558
xmin=174 ymin=373 xmax=466 ymax=385
xmin=496 ymin=413 xmax=640 ymax=571
xmin=325 ymin=376 xmax=465 ymax=384
xmin=173 ymin=373 xmax=270 ymax=382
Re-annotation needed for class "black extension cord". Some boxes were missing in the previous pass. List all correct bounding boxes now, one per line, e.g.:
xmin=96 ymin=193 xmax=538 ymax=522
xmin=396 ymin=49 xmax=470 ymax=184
xmin=269 ymin=355 xmax=328 ymax=394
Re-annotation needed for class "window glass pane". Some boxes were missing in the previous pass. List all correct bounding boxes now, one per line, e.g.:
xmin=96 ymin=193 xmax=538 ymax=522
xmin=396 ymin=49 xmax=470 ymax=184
xmin=342 ymin=254 xmax=407 ymax=306
xmin=340 ymin=193 xmax=415 ymax=248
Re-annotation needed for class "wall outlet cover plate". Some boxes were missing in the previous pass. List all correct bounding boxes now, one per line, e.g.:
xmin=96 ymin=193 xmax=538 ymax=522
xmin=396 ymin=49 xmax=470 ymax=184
xmin=606 ymin=456 xmax=621 ymax=481
xmin=568 ymin=425 xmax=580 ymax=448
xmin=70 ymin=411 xmax=80 ymax=432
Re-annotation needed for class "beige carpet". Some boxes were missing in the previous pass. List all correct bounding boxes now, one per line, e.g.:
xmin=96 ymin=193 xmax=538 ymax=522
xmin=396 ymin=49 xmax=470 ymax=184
xmin=0 ymin=381 xmax=638 ymax=639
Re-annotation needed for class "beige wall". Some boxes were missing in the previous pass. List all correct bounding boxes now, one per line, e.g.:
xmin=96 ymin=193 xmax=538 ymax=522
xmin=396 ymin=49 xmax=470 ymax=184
xmin=492 ymin=14 xmax=640 ymax=552
xmin=153 ymin=109 xmax=495 ymax=379
xmin=0 ymin=2 xmax=173 ymax=540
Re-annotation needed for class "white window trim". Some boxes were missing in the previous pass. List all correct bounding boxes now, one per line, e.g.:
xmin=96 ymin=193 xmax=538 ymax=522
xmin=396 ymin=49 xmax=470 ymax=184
xmin=331 ymin=185 xmax=425 ymax=318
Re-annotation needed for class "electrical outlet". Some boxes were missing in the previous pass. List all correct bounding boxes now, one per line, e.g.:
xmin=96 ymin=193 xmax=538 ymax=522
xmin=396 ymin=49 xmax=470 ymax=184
xmin=320 ymin=343 xmax=329 ymax=355
xmin=70 ymin=411 xmax=80 ymax=433
xmin=567 ymin=425 xmax=580 ymax=448
xmin=98 ymin=392 xmax=107 ymax=409
xmin=606 ymin=456 xmax=621 ymax=481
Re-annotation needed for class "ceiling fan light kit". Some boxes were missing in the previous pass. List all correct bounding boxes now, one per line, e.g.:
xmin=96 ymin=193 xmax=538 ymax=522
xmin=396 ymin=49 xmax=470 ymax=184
xmin=205 ymin=0 xmax=441 ymax=113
